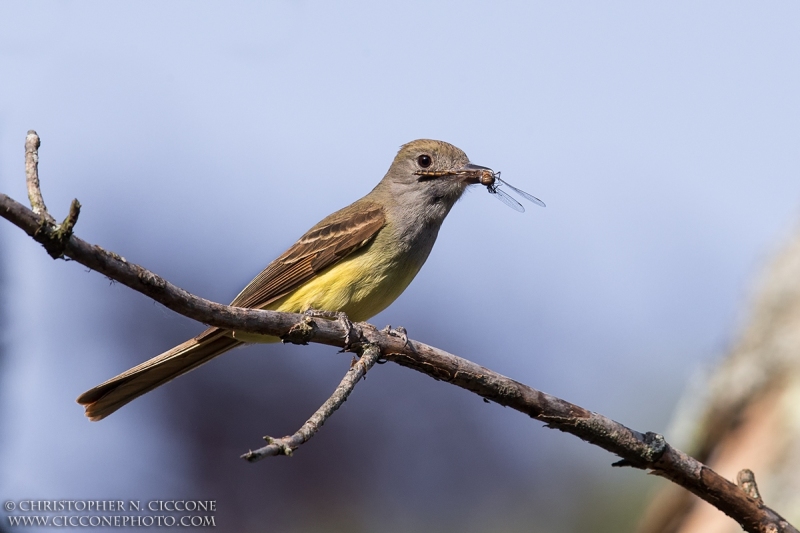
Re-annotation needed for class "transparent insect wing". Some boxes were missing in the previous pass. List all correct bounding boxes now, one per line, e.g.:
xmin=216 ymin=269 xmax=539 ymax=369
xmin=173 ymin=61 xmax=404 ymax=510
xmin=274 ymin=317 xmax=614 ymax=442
xmin=497 ymin=178 xmax=546 ymax=208
xmin=490 ymin=186 xmax=525 ymax=212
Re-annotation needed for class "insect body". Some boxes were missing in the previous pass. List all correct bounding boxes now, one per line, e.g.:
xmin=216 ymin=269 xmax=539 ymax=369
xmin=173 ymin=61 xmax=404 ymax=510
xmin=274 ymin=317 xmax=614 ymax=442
xmin=480 ymin=170 xmax=545 ymax=213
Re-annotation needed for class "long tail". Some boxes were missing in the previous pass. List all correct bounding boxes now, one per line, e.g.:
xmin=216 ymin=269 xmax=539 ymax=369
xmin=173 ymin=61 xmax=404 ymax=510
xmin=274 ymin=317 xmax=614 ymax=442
xmin=77 ymin=328 xmax=242 ymax=421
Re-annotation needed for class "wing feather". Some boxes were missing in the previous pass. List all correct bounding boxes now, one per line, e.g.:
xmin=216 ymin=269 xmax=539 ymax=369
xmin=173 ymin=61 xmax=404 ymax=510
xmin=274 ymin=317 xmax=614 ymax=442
xmin=230 ymin=202 xmax=386 ymax=309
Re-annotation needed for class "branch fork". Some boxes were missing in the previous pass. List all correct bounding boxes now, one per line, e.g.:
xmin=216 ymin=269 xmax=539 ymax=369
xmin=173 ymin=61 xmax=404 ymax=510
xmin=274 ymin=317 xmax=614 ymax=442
xmin=24 ymin=130 xmax=82 ymax=258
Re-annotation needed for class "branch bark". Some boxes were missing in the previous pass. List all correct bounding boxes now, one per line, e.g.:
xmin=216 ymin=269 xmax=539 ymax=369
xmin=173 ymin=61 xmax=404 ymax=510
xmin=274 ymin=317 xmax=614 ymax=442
xmin=0 ymin=131 xmax=794 ymax=533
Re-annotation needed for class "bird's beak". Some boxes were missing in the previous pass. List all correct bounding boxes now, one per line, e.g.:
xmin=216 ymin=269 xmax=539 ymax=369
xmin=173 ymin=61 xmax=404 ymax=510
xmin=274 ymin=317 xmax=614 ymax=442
xmin=458 ymin=163 xmax=494 ymax=185
xmin=414 ymin=163 xmax=495 ymax=185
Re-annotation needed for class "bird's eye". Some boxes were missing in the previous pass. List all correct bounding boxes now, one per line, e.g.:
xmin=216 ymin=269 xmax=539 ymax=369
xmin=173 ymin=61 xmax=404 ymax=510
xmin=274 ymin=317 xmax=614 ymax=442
xmin=417 ymin=154 xmax=432 ymax=168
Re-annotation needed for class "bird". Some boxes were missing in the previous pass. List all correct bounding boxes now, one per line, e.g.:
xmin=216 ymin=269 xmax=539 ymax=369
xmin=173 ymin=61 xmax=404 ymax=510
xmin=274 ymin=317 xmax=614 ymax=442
xmin=77 ymin=139 xmax=494 ymax=420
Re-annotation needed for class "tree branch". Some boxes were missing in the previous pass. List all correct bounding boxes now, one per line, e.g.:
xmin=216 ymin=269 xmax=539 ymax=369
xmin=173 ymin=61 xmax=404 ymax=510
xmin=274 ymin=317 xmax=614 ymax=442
xmin=0 ymin=131 xmax=794 ymax=533
xmin=242 ymin=344 xmax=382 ymax=461
xmin=25 ymin=130 xmax=52 ymax=224
xmin=21 ymin=130 xmax=82 ymax=259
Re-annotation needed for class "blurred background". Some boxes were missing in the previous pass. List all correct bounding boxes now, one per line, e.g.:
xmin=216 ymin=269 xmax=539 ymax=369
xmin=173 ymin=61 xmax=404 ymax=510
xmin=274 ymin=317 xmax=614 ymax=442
xmin=1 ymin=2 xmax=799 ymax=532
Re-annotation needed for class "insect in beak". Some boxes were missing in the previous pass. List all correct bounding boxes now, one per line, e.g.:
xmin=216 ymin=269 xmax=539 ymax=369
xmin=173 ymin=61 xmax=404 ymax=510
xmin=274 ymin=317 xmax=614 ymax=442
xmin=479 ymin=170 xmax=545 ymax=213
xmin=414 ymin=165 xmax=545 ymax=213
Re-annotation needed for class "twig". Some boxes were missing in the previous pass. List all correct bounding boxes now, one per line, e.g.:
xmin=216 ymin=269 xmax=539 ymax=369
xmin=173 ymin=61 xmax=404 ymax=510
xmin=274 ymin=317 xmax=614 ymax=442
xmin=23 ymin=130 xmax=82 ymax=258
xmin=25 ymin=130 xmax=53 ymax=224
xmin=737 ymin=469 xmax=764 ymax=505
xmin=0 ymin=131 xmax=795 ymax=533
xmin=46 ymin=198 xmax=82 ymax=259
xmin=242 ymin=344 xmax=381 ymax=461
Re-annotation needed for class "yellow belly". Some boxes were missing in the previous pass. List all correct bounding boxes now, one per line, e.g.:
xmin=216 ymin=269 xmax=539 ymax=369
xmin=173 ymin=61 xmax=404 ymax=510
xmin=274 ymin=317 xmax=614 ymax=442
xmin=231 ymin=239 xmax=421 ymax=343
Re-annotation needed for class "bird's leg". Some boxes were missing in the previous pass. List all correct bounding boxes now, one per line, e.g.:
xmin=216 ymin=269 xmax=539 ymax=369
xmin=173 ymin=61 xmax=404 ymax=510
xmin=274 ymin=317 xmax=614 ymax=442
xmin=336 ymin=312 xmax=360 ymax=350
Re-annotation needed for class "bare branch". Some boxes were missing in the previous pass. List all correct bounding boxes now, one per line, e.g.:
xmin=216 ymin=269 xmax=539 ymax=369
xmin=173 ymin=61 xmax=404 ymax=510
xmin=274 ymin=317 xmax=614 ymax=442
xmin=25 ymin=130 xmax=53 ymax=224
xmin=242 ymin=344 xmax=381 ymax=461
xmin=55 ymin=198 xmax=81 ymax=243
xmin=21 ymin=130 xmax=82 ymax=258
xmin=0 ymin=132 xmax=794 ymax=533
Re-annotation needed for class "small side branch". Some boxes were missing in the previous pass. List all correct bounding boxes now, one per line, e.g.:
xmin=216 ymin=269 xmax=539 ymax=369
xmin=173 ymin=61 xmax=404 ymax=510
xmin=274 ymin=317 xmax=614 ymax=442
xmin=737 ymin=469 xmax=764 ymax=505
xmin=22 ymin=129 xmax=81 ymax=258
xmin=49 ymin=198 xmax=82 ymax=259
xmin=25 ymin=130 xmax=53 ymax=224
xmin=242 ymin=344 xmax=381 ymax=461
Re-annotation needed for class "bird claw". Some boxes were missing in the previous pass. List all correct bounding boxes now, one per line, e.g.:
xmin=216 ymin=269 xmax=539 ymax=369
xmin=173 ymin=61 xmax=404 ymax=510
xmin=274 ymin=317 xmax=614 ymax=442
xmin=303 ymin=309 xmax=360 ymax=351
xmin=381 ymin=325 xmax=408 ymax=346
xmin=303 ymin=308 xmax=336 ymax=319
xmin=337 ymin=312 xmax=360 ymax=351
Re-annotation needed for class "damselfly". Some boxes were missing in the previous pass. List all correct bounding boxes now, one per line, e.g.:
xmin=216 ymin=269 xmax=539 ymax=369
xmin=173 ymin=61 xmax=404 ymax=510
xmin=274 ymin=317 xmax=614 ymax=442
xmin=479 ymin=170 xmax=545 ymax=213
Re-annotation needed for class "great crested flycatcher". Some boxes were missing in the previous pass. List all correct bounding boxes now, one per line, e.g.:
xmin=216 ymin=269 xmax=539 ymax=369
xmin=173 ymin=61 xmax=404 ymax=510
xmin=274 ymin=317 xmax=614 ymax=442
xmin=78 ymin=139 xmax=496 ymax=420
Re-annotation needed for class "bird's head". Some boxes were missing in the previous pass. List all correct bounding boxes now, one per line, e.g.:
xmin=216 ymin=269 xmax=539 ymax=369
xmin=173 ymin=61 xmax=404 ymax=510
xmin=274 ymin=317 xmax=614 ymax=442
xmin=381 ymin=139 xmax=492 ymax=208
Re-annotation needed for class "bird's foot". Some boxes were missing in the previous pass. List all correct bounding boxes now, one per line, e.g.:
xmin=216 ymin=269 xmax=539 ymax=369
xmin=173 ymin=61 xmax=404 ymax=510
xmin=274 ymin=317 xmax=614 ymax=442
xmin=337 ymin=312 xmax=361 ymax=351
xmin=381 ymin=325 xmax=409 ymax=347
xmin=304 ymin=309 xmax=361 ymax=351
xmin=303 ymin=308 xmax=338 ymax=320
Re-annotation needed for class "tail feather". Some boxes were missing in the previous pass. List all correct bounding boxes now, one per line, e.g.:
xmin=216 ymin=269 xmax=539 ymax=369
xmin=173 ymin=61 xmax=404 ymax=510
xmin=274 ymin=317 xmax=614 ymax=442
xmin=77 ymin=328 xmax=242 ymax=421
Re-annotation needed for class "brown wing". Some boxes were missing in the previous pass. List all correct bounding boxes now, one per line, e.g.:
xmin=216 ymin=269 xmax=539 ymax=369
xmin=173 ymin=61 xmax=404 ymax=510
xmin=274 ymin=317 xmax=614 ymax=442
xmin=230 ymin=201 xmax=386 ymax=310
